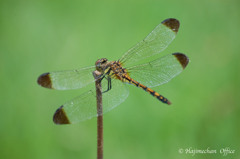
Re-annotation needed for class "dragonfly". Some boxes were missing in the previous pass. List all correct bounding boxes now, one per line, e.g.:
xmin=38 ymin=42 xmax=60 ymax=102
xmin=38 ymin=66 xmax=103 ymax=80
xmin=37 ymin=18 xmax=189 ymax=125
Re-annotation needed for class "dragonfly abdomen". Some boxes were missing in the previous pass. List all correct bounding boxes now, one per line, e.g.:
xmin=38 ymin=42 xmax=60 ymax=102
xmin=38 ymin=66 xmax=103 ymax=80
xmin=123 ymin=75 xmax=171 ymax=105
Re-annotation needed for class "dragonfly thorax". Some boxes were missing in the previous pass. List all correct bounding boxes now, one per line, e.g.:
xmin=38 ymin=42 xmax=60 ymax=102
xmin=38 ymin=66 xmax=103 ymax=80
xmin=108 ymin=61 xmax=129 ymax=81
xmin=95 ymin=58 xmax=129 ymax=81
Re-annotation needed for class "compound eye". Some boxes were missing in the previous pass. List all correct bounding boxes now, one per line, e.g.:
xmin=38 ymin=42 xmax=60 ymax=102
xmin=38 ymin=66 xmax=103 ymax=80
xmin=101 ymin=58 xmax=107 ymax=64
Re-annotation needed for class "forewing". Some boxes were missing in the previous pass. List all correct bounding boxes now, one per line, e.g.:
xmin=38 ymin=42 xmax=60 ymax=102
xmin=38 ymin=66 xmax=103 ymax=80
xmin=53 ymin=78 xmax=129 ymax=124
xmin=37 ymin=66 xmax=96 ymax=90
xmin=120 ymin=18 xmax=179 ymax=66
xmin=127 ymin=53 xmax=189 ymax=88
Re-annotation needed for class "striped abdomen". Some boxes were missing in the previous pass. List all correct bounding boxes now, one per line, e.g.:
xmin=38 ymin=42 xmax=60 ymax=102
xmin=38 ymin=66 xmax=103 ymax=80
xmin=122 ymin=75 xmax=171 ymax=105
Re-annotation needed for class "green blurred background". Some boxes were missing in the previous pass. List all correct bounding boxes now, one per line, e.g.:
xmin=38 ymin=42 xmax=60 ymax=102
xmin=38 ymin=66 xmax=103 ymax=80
xmin=1 ymin=0 xmax=239 ymax=159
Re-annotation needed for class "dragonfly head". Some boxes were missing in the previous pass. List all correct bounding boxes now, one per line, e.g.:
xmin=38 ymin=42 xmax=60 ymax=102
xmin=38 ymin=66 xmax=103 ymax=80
xmin=95 ymin=58 xmax=109 ymax=72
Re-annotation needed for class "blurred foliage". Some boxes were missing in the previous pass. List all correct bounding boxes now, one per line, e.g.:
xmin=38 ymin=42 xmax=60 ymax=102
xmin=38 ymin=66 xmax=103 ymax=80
xmin=0 ymin=0 xmax=239 ymax=159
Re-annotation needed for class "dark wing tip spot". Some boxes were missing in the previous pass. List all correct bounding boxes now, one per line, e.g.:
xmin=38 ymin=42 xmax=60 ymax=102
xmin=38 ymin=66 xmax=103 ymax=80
xmin=37 ymin=72 xmax=53 ymax=89
xmin=53 ymin=106 xmax=70 ymax=125
xmin=173 ymin=53 xmax=189 ymax=69
xmin=162 ymin=18 xmax=180 ymax=33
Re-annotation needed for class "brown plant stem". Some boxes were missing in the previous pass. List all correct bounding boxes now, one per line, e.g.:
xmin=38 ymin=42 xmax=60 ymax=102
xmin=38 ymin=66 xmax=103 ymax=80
xmin=93 ymin=71 xmax=103 ymax=159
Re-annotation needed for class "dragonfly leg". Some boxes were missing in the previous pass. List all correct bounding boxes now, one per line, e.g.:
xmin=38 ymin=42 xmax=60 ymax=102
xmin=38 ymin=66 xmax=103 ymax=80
xmin=102 ymin=77 xmax=112 ymax=93
xmin=99 ymin=75 xmax=105 ymax=82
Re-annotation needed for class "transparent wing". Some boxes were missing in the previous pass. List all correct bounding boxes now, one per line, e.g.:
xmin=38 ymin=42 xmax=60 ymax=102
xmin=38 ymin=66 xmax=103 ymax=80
xmin=119 ymin=18 xmax=179 ymax=67
xmin=37 ymin=66 xmax=96 ymax=90
xmin=127 ymin=53 xmax=189 ymax=88
xmin=53 ymin=78 xmax=129 ymax=124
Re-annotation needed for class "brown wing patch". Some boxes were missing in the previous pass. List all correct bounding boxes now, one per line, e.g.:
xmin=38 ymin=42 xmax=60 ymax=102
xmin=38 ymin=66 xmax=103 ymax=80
xmin=173 ymin=53 xmax=189 ymax=69
xmin=162 ymin=18 xmax=180 ymax=33
xmin=53 ymin=106 xmax=71 ymax=124
xmin=37 ymin=72 xmax=52 ymax=89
